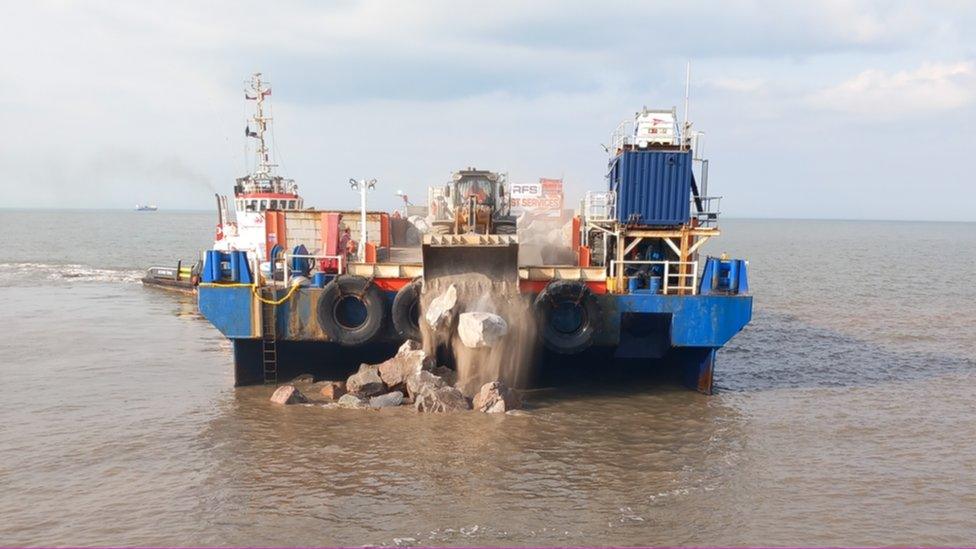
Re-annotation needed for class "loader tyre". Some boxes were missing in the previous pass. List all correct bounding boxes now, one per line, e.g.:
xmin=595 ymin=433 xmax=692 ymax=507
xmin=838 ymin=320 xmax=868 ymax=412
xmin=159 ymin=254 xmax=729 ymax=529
xmin=392 ymin=278 xmax=423 ymax=342
xmin=318 ymin=275 xmax=385 ymax=346
xmin=495 ymin=222 xmax=517 ymax=235
xmin=431 ymin=222 xmax=453 ymax=235
xmin=534 ymin=280 xmax=601 ymax=354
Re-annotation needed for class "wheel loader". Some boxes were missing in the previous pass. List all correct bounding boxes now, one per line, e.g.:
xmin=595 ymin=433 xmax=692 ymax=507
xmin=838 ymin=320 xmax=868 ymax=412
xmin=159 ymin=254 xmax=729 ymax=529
xmin=423 ymin=168 xmax=519 ymax=284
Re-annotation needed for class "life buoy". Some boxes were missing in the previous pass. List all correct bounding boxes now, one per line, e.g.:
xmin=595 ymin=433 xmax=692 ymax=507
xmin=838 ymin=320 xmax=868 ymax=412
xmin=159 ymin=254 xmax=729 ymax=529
xmin=392 ymin=278 xmax=423 ymax=341
xmin=215 ymin=224 xmax=224 ymax=241
xmin=317 ymin=275 xmax=386 ymax=346
xmin=534 ymin=280 xmax=601 ymax=354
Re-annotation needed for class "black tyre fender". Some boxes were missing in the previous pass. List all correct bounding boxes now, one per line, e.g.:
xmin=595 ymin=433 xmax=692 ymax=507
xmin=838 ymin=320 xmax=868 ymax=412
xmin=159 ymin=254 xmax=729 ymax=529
xmin=392 ymin=277 xmax=423 ymax=341
xmin=534 ymin=280 xmax=601 ymax=354
xmin=317 ymin=275 xmax=386 ymax=346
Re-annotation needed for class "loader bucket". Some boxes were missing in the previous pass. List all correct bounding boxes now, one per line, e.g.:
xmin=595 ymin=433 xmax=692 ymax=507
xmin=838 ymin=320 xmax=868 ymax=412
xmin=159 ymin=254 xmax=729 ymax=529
xmin=422 ymin=234 xmax=520 ymax=285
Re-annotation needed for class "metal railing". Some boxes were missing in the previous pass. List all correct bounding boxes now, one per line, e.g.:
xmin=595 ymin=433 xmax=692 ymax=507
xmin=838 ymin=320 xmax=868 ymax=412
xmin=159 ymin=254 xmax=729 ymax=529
xmin=692 ymin=196 xmax=722 ymax=227
xmin=584 ymin=190 xmax=616 ymax=223
xmin=608 ymin=119 xmax=631 ymax=156
xmin=609 ymin=260 xmax=699 ymax=295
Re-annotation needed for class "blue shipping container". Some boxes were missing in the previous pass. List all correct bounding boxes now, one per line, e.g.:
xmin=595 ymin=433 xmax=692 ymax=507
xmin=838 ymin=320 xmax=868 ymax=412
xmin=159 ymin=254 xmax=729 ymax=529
xmin=610 ymin=150 xmax=692 ymax=226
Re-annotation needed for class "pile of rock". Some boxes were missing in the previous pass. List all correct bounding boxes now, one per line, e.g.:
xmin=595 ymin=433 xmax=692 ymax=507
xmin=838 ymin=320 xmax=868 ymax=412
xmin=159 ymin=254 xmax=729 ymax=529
xmin=268 ymin=339 xmax=521 ymax=414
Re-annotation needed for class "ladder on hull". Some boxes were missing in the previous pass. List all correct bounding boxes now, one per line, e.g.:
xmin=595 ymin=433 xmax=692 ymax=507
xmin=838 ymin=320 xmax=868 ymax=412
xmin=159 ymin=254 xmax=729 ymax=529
xmin=260 ymin=291 xmax=278 ymax=385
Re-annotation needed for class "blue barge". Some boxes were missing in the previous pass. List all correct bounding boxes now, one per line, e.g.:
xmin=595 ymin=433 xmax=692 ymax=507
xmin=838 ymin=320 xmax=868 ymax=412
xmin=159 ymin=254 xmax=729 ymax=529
xmin=197 ymin=104 xmax=752 ymax=394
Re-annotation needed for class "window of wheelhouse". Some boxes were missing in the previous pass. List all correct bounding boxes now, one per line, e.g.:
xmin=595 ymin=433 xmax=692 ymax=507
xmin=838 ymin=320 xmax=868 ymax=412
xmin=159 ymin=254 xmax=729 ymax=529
xmin=260 ymin=200 xmax=268 ymax=211
xmin=270 ymin=199 xmax=278 ymax=209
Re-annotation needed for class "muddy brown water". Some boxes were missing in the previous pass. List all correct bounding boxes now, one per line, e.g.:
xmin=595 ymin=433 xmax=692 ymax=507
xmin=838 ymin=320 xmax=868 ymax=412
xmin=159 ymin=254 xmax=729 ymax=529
xmin=1 ymin=211 xmax=974 ymax=546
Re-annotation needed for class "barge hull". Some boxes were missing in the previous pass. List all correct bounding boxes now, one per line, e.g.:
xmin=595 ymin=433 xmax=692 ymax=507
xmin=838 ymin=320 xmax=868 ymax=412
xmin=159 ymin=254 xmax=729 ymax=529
xmin=199 ymin=284 xmax=750 ymax=394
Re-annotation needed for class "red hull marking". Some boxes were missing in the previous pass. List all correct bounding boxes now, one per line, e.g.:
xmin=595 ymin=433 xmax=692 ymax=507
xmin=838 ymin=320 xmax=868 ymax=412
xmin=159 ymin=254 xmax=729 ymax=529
xmin=518 ymin=280 xmax=607 ymax=294
xmin=374 ymin=278 xmax=411 ymax=292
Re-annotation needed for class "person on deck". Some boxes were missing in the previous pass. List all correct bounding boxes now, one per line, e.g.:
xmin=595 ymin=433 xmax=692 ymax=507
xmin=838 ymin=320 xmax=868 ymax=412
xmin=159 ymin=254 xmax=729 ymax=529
xmin=339 ymin=228 xmax=358 ymax=265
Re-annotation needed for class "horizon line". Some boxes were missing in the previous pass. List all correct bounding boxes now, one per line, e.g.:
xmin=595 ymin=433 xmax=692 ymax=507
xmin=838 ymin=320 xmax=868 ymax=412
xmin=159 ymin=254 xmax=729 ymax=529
xmin=1 ymin=206 xmax=973 ymax=224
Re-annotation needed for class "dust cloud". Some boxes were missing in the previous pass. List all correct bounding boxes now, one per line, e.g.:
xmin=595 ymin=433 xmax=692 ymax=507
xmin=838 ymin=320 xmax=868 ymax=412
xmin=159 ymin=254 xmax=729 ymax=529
xmin=419 ymin=273 xmax=537 ymax=396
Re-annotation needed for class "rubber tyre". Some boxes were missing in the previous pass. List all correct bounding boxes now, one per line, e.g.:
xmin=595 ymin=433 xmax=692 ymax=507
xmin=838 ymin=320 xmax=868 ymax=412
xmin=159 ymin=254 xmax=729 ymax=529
xmin=431 ymin=222 xmax=453 ymax=235
xmin=495 ymin=222 xmax=517 ymax=235
xmin=534 ymin=280 xmax=601 ymax=354
xmin=317 ymin=275 xmax=386 ymax=346
xmin=392 ymin=278 xmax=423 ymax=341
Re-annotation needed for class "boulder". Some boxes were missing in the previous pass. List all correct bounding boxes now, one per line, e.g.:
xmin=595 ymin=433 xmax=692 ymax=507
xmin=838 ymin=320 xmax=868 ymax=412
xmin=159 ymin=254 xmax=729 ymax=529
xmin=408 ymin=215 xmax=430 ymax=234
xmin=406 ymin=369 xmax=447 ymax=399
xmin=378 ymin=349 xmax=431 ymax=390
xmin=269 ymin=385 xmax=308 ymax=405
xmin=415 ymin=386 xmax=471 ymax=413
xmin=346 ymin=363 xmax=387 ymax=397
xmin=337 ymin=393 xmax=369 ymax=409
xmin=316 ymin=381 xmax=346 ymax=400
xmin=457 ymin=311 xmax=508 ymax=348
xmin=290 ymin=373 xmax=315 ymax=384
xmin=472 ymin=381 xmax=521 ymax=414
xmin=398 ymin=339 xmax=422 ymax=353
xmin=431 ymin=366 xmax=457 ymax=387
xmin=425 ymin=284 xmax=458 ymax=329
xmin=370 ymin=391 xmax=405 ymax=409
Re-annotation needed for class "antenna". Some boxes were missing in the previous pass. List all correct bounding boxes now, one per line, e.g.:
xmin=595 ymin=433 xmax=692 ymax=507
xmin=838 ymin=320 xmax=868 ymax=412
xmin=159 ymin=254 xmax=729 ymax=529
xmin=683 ymin=61 xmax=691 ymax=149
xmin=245 ymin=73 xmax=276 ymax=179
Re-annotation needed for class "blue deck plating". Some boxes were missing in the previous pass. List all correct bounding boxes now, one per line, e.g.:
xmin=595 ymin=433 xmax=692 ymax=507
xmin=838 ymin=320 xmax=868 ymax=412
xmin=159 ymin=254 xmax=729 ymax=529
xmin=198 ymin=279 xmax=753 ymax=393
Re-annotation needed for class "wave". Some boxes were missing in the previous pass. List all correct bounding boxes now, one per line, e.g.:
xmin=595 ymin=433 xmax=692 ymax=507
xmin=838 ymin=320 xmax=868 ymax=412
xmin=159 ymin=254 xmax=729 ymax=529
xmin=0 ymin=262 xmax=143 ymax=285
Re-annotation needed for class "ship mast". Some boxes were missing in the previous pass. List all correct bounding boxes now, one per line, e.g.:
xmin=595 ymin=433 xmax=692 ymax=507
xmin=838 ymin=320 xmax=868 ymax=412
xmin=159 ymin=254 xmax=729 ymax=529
xmin=246 ymin=72 xmax=276 ymax=180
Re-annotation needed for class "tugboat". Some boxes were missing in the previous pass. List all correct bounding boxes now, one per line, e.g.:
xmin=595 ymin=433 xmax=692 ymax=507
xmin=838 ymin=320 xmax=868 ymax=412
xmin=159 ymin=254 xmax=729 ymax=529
xmin=213 ymin=72 xmax=304 ymax=264
xmin=142 ymin=72 xmax=304 ymax=292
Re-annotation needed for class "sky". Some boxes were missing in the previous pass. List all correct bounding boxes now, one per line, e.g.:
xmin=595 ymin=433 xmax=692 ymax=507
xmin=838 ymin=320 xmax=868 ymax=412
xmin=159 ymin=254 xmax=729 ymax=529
xmin=2 ymin=0 xmax=974 ymax=221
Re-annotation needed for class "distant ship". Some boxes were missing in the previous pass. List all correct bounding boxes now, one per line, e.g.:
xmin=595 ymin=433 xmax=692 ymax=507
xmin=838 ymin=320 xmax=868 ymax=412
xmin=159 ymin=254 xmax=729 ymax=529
xmin=136 ymin=204 xmax=158 ymax=211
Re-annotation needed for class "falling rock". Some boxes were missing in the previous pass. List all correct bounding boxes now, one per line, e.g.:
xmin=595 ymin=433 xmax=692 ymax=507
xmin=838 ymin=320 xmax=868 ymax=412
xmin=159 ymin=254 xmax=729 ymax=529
xmin=415 ymin=386 xmax=471 ymax=413
xmin=473 ymin=381 xmax=521 ymax=413
xmin=457 ymin=311 xmax=508 ymax=348
xmin=316 ymin=381 xmax=346 ymax=400
xmin=269 ymin=385 xmax=308 ymax=405
xmin=406 ymin=369 xmax=447 ymax=399
xmin=346 ymin=363 xmax=387 ymax=397
xmin=337 ymin=393 xmax=369 ymax=409
xmin=425 ymin=284 xmax=458 ymax=329
xmin=370 ymin=391 xmax=405 ymax=409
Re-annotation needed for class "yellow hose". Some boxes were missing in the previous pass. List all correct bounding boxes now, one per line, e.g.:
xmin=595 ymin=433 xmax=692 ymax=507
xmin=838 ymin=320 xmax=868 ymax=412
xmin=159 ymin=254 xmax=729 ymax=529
xmin=251 ymin=282 xmax=301 ymax=306
xmin=199 ymin=281 xmax=301 ymax=306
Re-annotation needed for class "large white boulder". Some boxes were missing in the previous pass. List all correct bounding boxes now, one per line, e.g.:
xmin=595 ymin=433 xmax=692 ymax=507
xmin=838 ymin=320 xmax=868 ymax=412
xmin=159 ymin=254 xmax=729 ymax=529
xmin=425 ymin=284 xmax=458 ymax=329
xmin=457 ymin=311 xmax=508 ymax=348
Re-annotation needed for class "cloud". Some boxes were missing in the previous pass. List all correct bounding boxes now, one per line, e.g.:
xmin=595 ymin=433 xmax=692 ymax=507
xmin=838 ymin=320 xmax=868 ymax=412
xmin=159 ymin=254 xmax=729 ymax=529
xmin=1 ymin=2 xmax=976 ymax=219
xmin=807 ymin=61 xmax=976 ymax=118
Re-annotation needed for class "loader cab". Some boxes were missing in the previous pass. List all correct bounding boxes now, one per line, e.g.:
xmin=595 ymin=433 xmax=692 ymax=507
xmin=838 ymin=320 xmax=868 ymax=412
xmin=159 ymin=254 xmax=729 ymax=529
xmin=457 ymin=177 xmax=494 ymax=206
